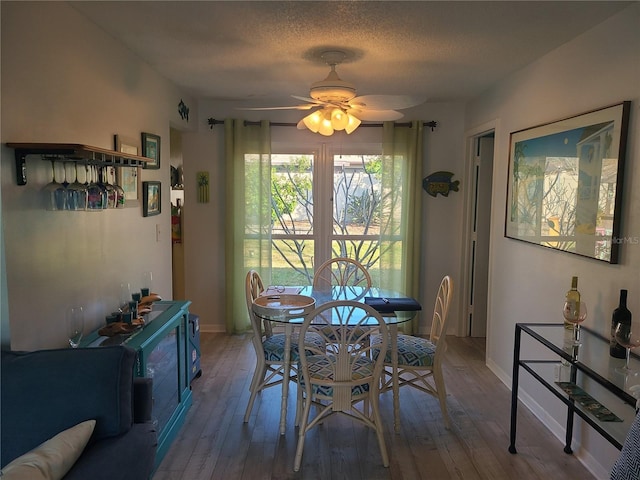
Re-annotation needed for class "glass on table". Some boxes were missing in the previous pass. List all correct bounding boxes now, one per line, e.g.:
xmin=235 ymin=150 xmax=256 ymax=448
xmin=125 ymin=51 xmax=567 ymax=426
xmin=563 ymin=300 xmax=587 ymax=346
xmin=140 ymin=271 xmax=153 ymax=296
xmin=119 ymin=282 xmax=132 ymax=311
xmin=66 ymin=305 xmax=85 ymax=348
xmin=615 ymin=321 xmax=640 ymax=375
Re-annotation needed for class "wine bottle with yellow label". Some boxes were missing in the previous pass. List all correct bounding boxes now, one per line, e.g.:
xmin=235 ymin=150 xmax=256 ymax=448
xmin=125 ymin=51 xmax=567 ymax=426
xmin=564 ymin=276 xmax=580 ymax=330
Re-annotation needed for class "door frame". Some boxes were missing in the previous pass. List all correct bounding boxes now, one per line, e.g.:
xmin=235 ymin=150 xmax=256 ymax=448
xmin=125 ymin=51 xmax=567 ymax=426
xmin=458 ymin=119 xmax=498 ymax=341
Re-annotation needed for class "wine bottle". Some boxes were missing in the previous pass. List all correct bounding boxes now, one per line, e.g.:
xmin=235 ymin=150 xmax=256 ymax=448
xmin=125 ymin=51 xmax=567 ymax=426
xmin=564 ymin=276 xmax=580 ymax=330
xmin=610 ymin=289 xmax=631 ymax=359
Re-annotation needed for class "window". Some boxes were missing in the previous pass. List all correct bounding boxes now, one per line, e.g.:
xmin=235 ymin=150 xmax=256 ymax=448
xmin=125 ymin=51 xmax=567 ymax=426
xmin=265 ymin=144 xmax=405 ymax=287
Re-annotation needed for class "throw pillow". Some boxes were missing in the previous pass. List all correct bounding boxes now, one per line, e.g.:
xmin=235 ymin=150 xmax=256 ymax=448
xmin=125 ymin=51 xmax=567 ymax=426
xmin=0 ymin=419 xmax=95 ymax=480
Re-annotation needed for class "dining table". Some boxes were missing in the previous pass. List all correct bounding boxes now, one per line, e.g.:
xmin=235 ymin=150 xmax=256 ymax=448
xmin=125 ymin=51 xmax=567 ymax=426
xmin=252 ymin=285 xmax=418 ymax=435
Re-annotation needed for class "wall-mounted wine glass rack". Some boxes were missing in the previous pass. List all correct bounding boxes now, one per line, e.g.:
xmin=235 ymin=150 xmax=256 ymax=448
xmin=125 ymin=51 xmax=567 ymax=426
xmin=6 ymin=143 xmax=150 ymax=186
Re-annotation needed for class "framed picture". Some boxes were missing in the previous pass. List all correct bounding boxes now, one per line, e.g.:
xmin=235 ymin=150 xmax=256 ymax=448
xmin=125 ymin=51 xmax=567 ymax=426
xmin=505 ymin=101 xmax=630 ymax=264
xmin=116 ymin=166 xmax=139 ymax=203
xmin=142 ymin=181 xmax=161 ymax=217
xmin=113 ymin=134 xmax=139 ymax=156
xmin=141 ymin=132 xmax=161 ymax=169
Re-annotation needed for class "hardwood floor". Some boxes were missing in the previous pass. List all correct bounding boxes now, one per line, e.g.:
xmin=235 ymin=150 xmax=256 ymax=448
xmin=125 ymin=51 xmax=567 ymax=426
xmin=153 ymin=333 xmax=596 ymax=480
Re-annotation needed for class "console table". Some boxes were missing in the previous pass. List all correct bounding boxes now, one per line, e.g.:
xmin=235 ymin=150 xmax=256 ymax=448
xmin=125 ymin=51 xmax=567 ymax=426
xmin=509 ymin=323 xmax=637 ymax=454
xmin=80 ymin=300 xmax=193 ymax=468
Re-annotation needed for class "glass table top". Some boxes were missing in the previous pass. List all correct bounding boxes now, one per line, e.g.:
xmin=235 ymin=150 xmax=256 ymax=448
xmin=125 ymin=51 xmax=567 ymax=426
xmin=254 ymin=285 xmax=416 ymax=325
xmin=519 ymin=323 xmax=639 ymax=402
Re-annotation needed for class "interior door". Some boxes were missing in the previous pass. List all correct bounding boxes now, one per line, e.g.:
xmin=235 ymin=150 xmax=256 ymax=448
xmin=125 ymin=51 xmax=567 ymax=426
xmin=469 ymin=135 xmax=493 ymax=337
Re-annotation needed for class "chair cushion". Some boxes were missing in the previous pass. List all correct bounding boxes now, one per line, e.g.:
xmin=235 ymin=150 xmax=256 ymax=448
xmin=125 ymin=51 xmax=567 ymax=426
xmin=372 ymin=334 xmax=436 ymax=367
xmin=298 ymin=355 xmax=374 ymax=397
xmin=262 ymin=332 xmax=324 ymax=362
xmin=262 ymin=334 xmax=288 ymax=362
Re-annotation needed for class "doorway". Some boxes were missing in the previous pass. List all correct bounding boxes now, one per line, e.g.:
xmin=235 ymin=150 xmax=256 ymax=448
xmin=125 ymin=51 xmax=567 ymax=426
xmin=463 ymin=131 xmax=494 ymax=338
xmin=169 ymin=127 xmax=185 ymax=299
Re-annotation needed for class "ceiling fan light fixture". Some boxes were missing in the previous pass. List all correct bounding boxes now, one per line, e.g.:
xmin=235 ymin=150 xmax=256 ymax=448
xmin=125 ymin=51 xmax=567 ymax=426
xmin=330 ymin=108 xmax=349 ymax=130
xmin=317 ymin=112 xmax=334 ymax=136
xmin=302 ymin=110 xmax=323 ymax=133
xmin=344 ymin=113 xmax=361 ymax=134
xmin=300 ymin=107 xmax=361 ymax=136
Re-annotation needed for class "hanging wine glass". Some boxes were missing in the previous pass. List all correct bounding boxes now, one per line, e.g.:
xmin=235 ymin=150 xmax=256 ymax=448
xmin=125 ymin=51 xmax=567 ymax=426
xmin=100 ymin=166 xmax=117 ymax=209
xmin=43 ymin=160 xmax=67 ymax=211
xmin=66 ymin=163 xmax=88 ymax=211
xmin=111 ymin=167 xmax=126 ymax=209
xmin=86 ymin=164 xmax=106 ymax=211
xmin=563 ymin=301 xmax=587 ymax=346
xmin=615 ymin=322 xmax=640 ymax=375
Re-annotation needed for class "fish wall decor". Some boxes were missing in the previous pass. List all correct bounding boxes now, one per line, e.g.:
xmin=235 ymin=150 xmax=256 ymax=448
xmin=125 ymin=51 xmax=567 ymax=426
xmin=422 ymin=171 xmax=460 ymax=197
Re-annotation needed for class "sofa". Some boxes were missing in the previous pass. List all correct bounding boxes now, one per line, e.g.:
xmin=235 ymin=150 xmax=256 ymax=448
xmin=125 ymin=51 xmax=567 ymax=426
xmin=1 ymin=345 xmax=157 ymax=480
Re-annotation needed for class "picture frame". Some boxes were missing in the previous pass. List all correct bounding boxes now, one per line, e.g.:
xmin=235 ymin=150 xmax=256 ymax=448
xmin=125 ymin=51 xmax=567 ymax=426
xmin=142 ymin=181 xmax=161 ymax=217
xmin=116 ymin=166 xmax=139 ymax=203
xmin=141 ymin=132 xmax=161 ymax=169
xmin=505 ymin=101 xmax=630 ymax=264
xmin=113 ymin=134 xmax=139 ymax=156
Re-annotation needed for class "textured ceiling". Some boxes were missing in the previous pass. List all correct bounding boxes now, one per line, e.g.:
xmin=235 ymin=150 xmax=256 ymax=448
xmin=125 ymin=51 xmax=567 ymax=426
xmin=71 ymin=1 xmax=631 ymax=106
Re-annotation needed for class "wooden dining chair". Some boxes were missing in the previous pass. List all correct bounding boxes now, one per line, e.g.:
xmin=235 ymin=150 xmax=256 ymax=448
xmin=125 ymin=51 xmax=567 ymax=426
xmin=293 ymin=300 xmax=389 ymax=471
xmin=372 ymin=275 xmax=454 ymax=430
xmin=243 ymin=270 xmax=324 ymax=423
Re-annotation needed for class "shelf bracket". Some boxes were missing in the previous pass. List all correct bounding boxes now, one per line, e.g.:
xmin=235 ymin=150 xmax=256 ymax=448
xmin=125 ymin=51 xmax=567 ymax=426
xmin=15 ymin=150 xmax=28 ymax=186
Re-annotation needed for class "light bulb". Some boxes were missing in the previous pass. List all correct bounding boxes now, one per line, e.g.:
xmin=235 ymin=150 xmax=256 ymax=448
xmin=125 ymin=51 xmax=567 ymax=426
xmin=318 ymin=116 xmax=334 ymax=136
xmin=330 ymin=108 xmax=349 ymax=130
xmin=345 ymin=113 xmax=361 ymax=134
xmin=302 ymin=111 xmax=323 ymax=133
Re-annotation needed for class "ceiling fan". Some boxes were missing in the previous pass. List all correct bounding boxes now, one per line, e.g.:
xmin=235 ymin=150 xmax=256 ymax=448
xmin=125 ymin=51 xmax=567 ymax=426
xmin=239 ymin=50 xmax=425 ymax=136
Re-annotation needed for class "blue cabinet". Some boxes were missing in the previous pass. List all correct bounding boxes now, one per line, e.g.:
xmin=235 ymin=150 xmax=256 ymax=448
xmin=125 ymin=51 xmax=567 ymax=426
xmin=81 ymin=301 xmax=193 ymax=469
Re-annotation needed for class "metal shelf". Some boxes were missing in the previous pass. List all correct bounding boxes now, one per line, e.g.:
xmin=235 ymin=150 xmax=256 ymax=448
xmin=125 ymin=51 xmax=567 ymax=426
xmin=6 ymin=143 xmax=151 ymax=186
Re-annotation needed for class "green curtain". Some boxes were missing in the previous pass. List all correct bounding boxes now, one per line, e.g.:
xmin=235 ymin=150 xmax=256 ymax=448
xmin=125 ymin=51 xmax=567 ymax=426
xmin=381 ymin=121 xmax=424 ymax=333
xmin=224 ymin=119 xmax=272 ymax=334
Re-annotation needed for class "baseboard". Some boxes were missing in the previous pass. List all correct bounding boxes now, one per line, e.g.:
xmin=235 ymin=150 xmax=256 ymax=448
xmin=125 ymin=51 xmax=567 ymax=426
xmin=199 ymin=324 xmax=227 ymax=334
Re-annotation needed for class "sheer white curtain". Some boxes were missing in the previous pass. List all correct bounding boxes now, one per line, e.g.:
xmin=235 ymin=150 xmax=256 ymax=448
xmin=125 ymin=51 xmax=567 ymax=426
xmin=224 ymin=119 xmax=272 ymax=333
xmin=381 ymin=120 xmax=424 ymax=333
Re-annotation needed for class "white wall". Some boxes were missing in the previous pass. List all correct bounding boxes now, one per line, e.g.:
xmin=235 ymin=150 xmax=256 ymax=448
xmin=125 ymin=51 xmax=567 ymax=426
xmin=1 ymin=2 xmax=196 ymax=350
xmin=182 ymin=101 xmax=466 ymax=333
xmin=466 ymin=4 xmax=640 ymax=477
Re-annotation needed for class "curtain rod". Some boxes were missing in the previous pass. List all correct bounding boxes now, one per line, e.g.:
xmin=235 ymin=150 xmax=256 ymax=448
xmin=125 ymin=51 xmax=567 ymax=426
xmin=207 ymin=118 xmax=438 ymax=131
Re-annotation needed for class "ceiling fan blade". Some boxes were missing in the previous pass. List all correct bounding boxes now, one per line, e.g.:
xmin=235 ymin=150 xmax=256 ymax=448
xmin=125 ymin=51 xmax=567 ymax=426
xmin=348 ymin=95 xmax=426 ymax=111
xmin=291 ymin=95 xmax=327 ymax=106
xmin=236 ymin=104 xmax=315 ymax=111
xmin=347 ymin=108 xmax=405 ymax=121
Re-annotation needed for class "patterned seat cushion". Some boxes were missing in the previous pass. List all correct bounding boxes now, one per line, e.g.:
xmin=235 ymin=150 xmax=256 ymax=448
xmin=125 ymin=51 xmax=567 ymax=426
xmin=371 ymin=334 xmax=436 ymax=367
xmin=262 ymin=332 xmax=324 ymax=363
xmin=298 ymin=355 xmax=374 ymax=397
